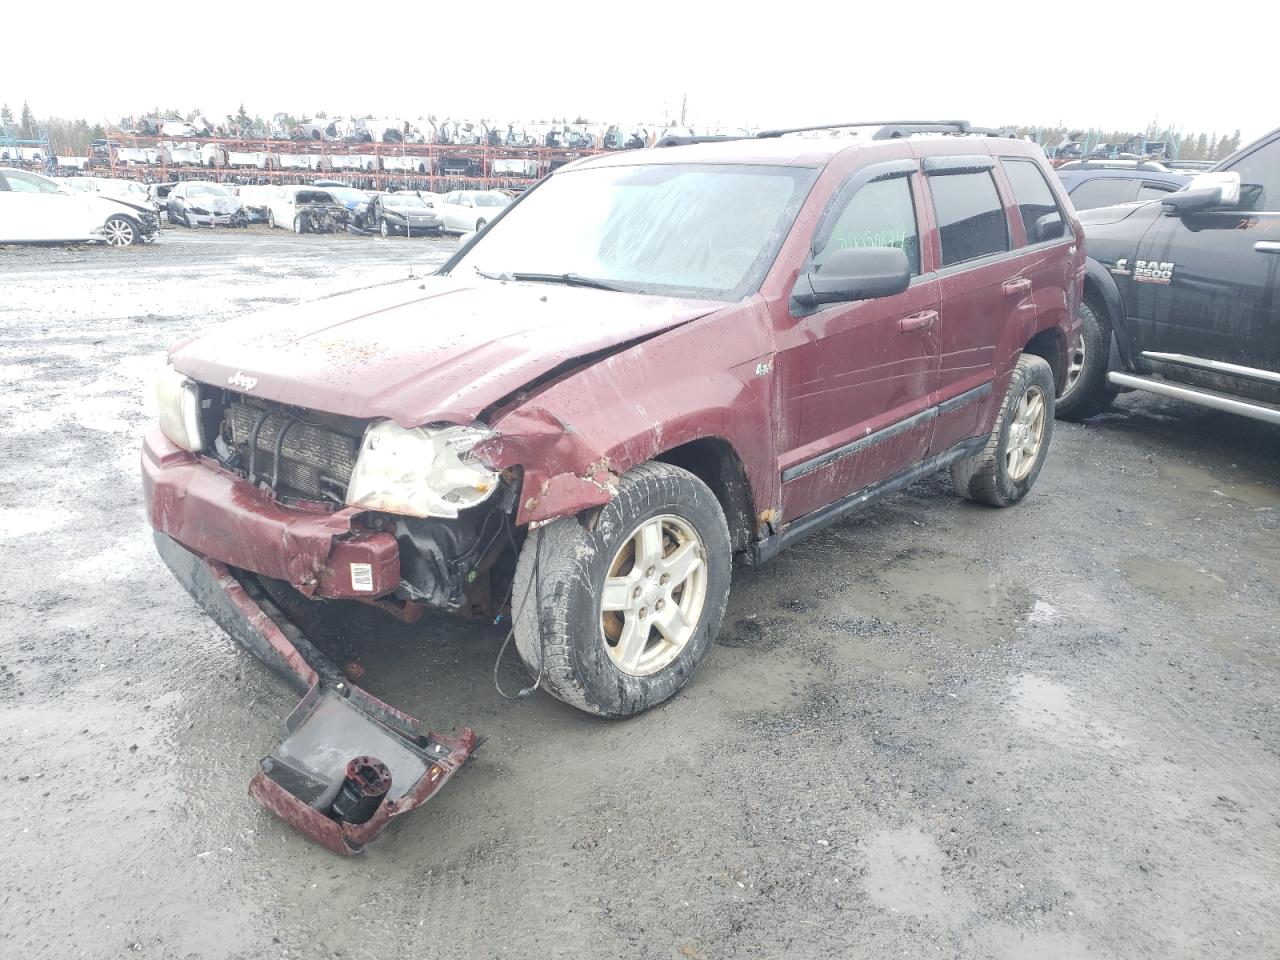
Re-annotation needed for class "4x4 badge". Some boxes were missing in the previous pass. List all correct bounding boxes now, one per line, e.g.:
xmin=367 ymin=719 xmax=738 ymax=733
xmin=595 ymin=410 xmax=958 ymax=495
xmin=228 ymin=371 xmax=258 ymax=391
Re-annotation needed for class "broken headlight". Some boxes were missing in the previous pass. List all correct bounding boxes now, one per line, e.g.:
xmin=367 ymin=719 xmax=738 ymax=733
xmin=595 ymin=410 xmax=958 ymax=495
xmin=154 ymin=363 xmax=205 ymax=452
xmin=345 ymin=421 xmax=498 ymax=519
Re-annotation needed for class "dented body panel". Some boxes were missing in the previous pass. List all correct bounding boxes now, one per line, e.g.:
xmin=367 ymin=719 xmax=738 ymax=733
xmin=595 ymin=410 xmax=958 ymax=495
xmin=168 ymin=278 xmax=723 ymax=428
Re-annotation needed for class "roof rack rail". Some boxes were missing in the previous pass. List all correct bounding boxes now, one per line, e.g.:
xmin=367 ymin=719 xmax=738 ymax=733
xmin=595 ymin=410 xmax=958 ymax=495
xmin=654 ymin=134 xmax=744 ymax=148
xmin=755 ymin=120 xmax=1016 ymax=140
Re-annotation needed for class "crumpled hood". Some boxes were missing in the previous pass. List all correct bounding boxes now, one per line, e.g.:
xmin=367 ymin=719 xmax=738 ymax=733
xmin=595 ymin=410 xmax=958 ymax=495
xmin=169 ymin=276 xmax=725 ymax=426
xmin=189 ymin=194 xmax=242 ymax=214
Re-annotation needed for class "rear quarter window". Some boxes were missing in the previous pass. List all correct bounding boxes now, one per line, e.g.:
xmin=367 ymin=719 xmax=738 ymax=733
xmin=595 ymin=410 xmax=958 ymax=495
xmin=1067 ymin=177 xmax=1138 ymax=210
xmin=927 ymin=170 xmax=1010 ymax=266
xmin=1001 ymin=159 xmax=1066 ymax=243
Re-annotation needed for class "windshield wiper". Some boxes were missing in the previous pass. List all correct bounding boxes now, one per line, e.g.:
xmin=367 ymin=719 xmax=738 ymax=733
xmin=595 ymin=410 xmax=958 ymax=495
xmin=475 ymin=269 xmax=628 ymax=293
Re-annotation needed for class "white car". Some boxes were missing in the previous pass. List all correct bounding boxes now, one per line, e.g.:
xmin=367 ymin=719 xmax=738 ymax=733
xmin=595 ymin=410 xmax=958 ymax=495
xmin=265 ymin=186 xmax=347 ymax=233
xmin=0 ymin=168 xmax=158 ymax=246
xmin=438 ymin=190 xmax=512 ymax=233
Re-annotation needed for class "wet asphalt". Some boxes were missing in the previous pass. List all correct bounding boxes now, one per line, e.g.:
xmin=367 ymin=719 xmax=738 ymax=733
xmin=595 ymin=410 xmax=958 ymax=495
xmin=1 ymin=228 xmax=1277 ymax=960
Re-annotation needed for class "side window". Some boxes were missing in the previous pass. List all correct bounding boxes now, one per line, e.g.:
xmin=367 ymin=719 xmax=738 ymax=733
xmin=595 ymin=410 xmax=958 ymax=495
xmin=1227 ymin=138 xmax=1280 ymax=212
xmin=928 ymin=170 xmax=1010 ymax=266
xmin=1001 ymin=158 xmax=1065 ymax=244
xmin=1067 ymin=177 xmax=1138 ymax=211
xmin=813 ymin=174 xmax=921 ymax=275
xmin=4 ymin=171 xmax=60 ymax=194
xmin=1136 ymin=182 xmax=1177 ymax=202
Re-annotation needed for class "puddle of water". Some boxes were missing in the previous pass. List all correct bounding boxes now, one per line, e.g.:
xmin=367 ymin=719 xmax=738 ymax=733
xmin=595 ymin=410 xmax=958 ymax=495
xmin=862 ymin=826 xmax=972 ymax=923
xmin=1009 ymin=673 xmax=1125 ymax=751
xmin=1160 ymin=459 xmax=1280 ymax=509
xmin=1119 ymin=556 xmax=1225 ymax=604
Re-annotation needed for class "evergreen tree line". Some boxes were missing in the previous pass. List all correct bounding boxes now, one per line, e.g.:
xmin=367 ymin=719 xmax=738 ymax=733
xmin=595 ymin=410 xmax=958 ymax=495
xmin=0 ymin=100 xmax=1252 ymax=163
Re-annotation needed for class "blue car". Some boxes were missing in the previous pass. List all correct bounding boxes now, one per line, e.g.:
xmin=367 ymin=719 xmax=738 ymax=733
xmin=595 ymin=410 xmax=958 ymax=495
xmin=1053 ymin=161 xmax=1192 ymax=211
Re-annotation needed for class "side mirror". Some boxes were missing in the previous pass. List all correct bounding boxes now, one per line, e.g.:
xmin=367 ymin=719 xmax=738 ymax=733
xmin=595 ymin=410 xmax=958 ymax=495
xmin=1163 ymin=171 xmax=1240 ymax=216
xmin=1033 ymin=212 xmax=1065 ymax=242
xmin=792 ymin=247 xmax=911 ymax=308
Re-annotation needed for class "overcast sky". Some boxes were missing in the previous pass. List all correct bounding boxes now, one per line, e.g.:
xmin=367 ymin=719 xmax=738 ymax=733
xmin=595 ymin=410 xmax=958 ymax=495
xmin=4 ymin=1 xmax=1270 ymax=141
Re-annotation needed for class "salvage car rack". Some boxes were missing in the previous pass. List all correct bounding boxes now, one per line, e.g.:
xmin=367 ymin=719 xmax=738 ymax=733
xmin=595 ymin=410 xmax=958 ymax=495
xmin=94 ymin=134 xmax=606 ymax=193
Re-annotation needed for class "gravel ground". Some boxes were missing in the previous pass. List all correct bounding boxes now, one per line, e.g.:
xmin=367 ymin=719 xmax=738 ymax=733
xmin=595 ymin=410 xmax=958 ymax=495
xmin=1 ymin=228 xmax=1277 ymax=960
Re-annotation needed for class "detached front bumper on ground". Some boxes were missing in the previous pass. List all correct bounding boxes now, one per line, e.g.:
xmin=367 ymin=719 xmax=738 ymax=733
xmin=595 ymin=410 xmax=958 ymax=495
xmin=144 ymin=431 xmax=477 ymax=854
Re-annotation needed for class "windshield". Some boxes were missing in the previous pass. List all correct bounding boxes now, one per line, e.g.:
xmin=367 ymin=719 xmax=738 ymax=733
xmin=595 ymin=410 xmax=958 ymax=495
xmin=451 ymin=163 xmax=816 ymax=299
xmin=474 ymin=193 xmax=510 ymax=207
xmin=385 ymin=194 xmax=429 ymax=208
xmin=326 ymin=187 xmax=366 ymax=203
xmin=189 ymin=184 xmax=228 ymax=197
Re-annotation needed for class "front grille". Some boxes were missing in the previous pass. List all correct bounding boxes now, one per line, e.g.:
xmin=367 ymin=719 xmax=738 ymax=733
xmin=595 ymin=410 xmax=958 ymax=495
xmin=225 ymin=400 xmax=361 ymax=501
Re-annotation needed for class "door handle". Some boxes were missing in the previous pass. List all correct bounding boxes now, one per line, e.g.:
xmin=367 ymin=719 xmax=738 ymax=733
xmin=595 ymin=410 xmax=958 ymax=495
xmin=1255 ymin=241 xmax=1280 ymax=254
xmin=1002 ymin=278 xmax=1033 ymax=297
xmin=898 ymin=310 xmax=938 ymax=333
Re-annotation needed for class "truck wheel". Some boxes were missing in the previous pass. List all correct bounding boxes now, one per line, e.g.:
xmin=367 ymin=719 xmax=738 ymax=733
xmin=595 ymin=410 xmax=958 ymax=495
xmin=512 ymin=462 xmax=731 ymax=718
xmin=1055 ymin=301 xmax=1118 ymax=421
xmin=951 ymin=354 xmax=1055 ymax=507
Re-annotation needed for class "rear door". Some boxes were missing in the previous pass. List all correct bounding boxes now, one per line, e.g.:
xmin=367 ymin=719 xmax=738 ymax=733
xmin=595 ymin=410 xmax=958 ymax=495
xmin=919 ymin=155 xmax=1032 ymax=452
xmin=774 ymin=159 xmax=941 ymax=520
xmin=1127 ymin=134 xmax=1280 ymax=388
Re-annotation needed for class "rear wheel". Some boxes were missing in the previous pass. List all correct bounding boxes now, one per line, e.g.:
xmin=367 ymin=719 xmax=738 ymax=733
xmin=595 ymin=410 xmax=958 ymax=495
xmin=102 ymin=216 xmax=137 ymax=247
xmin=513 ymin=463 xmax=731 ymax=718
xmin=1055 ymin=300 xmax=1118 ymax=421
xmin=268 ymin=210 xmax=276 ymax=229
xmin=951 ymin=354 xmax=1055 ymax=507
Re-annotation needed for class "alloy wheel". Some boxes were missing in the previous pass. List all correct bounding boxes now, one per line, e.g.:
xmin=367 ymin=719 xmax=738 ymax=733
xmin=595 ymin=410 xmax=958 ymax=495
xmin=1064 ymin=332 xmax=1086 ymax=394
xmin=103 ymin=218 xmax=134 ymax=247
xmin=1006 ymin=385 xmax=1047 ymax=482
xmin=600 ymin=514 xmax=708 ymax=677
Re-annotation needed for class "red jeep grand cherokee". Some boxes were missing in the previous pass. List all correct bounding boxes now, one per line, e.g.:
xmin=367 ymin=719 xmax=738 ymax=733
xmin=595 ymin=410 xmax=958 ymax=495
xmin=144 ymin=121 xmax=1083 ymax=720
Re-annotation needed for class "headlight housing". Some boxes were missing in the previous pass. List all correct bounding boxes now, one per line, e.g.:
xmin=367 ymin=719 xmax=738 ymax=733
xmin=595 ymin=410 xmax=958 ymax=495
xmin=345 ymin=421 xmax=499 ymax=519
xmin=154 ymin=364 xmax=205 ymax=452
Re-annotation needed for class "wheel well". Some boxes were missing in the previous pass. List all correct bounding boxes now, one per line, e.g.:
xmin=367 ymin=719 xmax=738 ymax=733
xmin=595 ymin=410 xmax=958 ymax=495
xmin=1023 ymin=328 xmax=1065 ymax=393
xmin=654 ymin=438 xmax=755 ymax=551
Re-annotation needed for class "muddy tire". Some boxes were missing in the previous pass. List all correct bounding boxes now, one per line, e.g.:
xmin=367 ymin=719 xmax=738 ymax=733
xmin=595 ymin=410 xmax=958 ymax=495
xmin=1055 ymin=300 xmax=1118 ymax=421
xmin=951 ymin=354 xmax=1055 ymax=507
xmin=512 ymin=462 xmax=731 ymax=718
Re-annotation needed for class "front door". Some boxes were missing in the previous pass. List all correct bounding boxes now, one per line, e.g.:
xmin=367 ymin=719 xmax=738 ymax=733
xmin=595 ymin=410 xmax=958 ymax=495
xmin=774 ymin=162 xmax=940 ymax=521
xmin=1128 ymin=134 xmax=1280 ymax=388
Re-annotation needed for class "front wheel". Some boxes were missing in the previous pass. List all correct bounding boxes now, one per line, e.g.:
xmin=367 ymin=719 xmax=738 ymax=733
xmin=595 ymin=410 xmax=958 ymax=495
xmin=513 ymin=462 xmax=731 ymax=718
xmin=951 ymin=354 xmax=1055 ymax=507
xmin=475 ymin=218 xmax=487 ymax=232
xmin=379 ymin=218 xmax=390 ymax=238
xmin=293 ymin=214 xmax=305 ymax=234
xmin=1055 ymin=300 xmax=1118 ymax=421
xmin=102 ymin=215 xmax=137 ymax=247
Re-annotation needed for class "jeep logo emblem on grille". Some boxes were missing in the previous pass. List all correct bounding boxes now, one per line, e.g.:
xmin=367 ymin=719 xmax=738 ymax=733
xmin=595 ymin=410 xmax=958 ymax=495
xmin=228 ymin=371 xmax=258 ymax=391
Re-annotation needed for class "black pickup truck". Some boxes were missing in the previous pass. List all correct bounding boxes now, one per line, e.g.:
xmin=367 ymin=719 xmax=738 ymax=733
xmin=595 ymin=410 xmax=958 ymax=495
xmin=1058 ymin=127 xmax=1279 ymax=425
